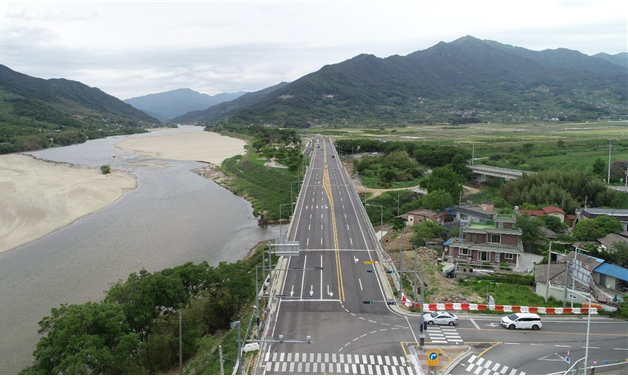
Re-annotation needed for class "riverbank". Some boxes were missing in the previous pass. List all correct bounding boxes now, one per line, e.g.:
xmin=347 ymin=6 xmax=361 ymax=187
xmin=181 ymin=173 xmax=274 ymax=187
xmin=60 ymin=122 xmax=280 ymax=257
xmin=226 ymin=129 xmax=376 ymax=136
xmin=0 ymin=154 xmax=137 ymax=254
xmin=114 ymin=131 xmax=246 ymax=165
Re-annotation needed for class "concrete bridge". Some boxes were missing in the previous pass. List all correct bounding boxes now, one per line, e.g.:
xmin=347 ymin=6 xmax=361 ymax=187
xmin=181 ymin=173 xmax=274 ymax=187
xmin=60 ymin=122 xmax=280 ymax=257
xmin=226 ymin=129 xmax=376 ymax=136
xmin=469 ymin=164 xmax=534 ymax=181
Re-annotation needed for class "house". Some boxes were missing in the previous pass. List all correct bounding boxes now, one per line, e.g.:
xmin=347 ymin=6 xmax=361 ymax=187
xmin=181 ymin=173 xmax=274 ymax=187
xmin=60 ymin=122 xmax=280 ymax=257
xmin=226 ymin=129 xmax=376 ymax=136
xmin=535 ymin=251 xmax=628 ymax=303
xmin=447 ymin=214 xmax=524 ymax=267
xmin=578 ymin=208 xmax=628 ymax=232
xmin=403 ymin=209 xmax=450 ymax=227
xmin=519 ymin=206 xmax=566 ymax=222
xmin=597 ymin=233 xmax=628 ymax=250
xmin=453 ymin=202 xmax=496 ymax=223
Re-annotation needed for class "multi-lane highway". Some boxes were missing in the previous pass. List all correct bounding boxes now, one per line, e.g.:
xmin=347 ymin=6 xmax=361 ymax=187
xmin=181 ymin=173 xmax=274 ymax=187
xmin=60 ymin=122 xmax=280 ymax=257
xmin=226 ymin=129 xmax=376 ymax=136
xmin=254 ymin=137 xmax=628 ymax=376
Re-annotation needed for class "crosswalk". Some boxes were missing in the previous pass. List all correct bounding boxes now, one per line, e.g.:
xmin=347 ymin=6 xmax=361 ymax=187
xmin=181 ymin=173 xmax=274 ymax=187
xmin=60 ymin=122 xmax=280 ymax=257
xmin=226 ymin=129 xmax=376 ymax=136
xmin=465 ymin=355 xmax=526 ymax=375
xmin=427 ymin=325 xmax=463 ymax=344
xmin=263 ymin=351 xmax=415 ymax=375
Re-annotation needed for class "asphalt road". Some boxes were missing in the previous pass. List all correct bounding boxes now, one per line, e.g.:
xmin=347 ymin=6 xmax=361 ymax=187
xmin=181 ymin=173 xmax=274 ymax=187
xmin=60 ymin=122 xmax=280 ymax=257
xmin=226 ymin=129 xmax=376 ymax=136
xmin=254 ymin=138 xmax=628 ymax=376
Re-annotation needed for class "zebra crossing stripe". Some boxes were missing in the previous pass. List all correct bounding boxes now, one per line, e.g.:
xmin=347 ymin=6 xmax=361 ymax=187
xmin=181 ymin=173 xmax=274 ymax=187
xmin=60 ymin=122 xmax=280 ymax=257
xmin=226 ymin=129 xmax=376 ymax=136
xmin=384 ymin=366 xmax=389 ymax=375
xmin=297 ymin=362 xmax=302 ymax=373
xmin=391 ymin=366 xmax=398 ymax=375
xmin=378 ymin=355 xmax=383 ymax=365
xmin=274 ymin=362 xmax=280 ymax=372
xmin=376 ymin=365 xmax=382 ymax=375
xmin=469 ymin=355 xmax=477 ymax=363
xmin=493 ymin=363 xmax=501 ymax=371
xmin=510 ymin=368 xmax=517 ymax=375
xmin=313 ymin=362 xmax=318 ymax=373
xmin=352 ymin=364 xmax=357 ymax=374
xmin=474 ymin=365 xmax=484 ymax=374
xmin=280 ymin=352 xmax=285 ymax=362
xmin=265 ymin=362 xmax=271 ymax=371
xmin=484 ymin=360 xmax=493 ymax=368
xmin=265 ymin=352 xmax=270 ymax=362
xmin=500 ymin=366 xmax=509 ymax=374
xmin=392 ymin=356 xmax=398 ymax=365
xmin=466 ymin=364 xmax=475 ymax=372
xmin=295 ymin=353 xmax=300 ymax=362
xmin=305 ymin=362 xmax=310 ymax=373
xmin=282 ymin=362 xmax=287 ymax=372
xmin=344 ymin=364 xmax=349 ymax=374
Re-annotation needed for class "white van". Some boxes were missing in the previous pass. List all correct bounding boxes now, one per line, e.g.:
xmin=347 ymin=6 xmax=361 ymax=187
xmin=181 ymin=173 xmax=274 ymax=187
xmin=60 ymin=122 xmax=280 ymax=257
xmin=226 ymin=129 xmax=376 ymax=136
xmin=501 ymin=313 xmax=542 ymax=330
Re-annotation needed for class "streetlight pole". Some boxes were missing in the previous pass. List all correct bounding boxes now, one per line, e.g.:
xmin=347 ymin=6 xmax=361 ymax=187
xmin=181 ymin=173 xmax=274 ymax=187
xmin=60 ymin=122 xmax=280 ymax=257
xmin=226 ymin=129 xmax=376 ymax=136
xmin=290 ymin=181 xmax=301 ymax=214
xmin=608 ymin=139 xmax=613 ymax=185
xmin=584 ymin=295 xmax=592 ymax=375
xmin=279 ymin=202 xmax=295 ymax=238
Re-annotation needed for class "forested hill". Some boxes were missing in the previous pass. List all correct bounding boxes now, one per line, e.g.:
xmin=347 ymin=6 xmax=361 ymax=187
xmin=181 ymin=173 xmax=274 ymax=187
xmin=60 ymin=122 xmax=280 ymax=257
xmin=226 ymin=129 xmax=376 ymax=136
xmin=185 ymin=36 xmax=627 ymax=127
xmin=171 ymin=82 xmax=289 ymax=123
xmin=124 ymin=88 xmax=246 ymax=121
xmin=0 ymin=64 xmax=159 ymax=153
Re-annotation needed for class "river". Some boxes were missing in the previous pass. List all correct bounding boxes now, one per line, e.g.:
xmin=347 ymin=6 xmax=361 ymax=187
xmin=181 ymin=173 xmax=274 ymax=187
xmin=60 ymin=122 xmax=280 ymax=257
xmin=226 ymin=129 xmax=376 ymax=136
xmin=0 ymin=126 xmax=278 ymax=373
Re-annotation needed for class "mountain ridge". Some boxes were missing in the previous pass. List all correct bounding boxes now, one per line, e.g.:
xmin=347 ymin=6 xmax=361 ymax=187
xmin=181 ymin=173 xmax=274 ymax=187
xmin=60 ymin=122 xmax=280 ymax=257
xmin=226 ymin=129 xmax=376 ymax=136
xmin=124 ymin=88 xmax=246 ymax=120
xmin=177 ymin=36 xmax=627 ymax=127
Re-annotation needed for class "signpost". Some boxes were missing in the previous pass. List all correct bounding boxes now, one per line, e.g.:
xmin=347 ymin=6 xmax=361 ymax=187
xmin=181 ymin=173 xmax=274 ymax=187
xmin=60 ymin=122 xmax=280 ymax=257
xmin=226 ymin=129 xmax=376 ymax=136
xmin=427 ymin=351 xmax=439 ymax=374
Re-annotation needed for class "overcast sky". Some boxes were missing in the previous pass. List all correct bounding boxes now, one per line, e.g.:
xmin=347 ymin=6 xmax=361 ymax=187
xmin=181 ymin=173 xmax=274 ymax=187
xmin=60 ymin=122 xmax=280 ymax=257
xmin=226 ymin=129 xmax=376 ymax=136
xmin=1 ymin=1 xmax=626 ymax=99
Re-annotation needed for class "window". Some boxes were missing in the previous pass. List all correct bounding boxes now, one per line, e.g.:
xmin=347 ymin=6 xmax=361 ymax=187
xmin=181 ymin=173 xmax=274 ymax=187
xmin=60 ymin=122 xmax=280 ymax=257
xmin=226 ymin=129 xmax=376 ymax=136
xmin=489 ymin=234 xmax=501 ymax=243
xmin=479 ymin=251 xmax=490 ymax=261
xmin=504 ymin=253 xmax=514 ymax=260
xmin=460 ymin=213 xmax=468 ymax=221
xmin=459 ymin=248 xmax=469 ymax=256
xmin=469 ymin=234 xmax=479 ymax=243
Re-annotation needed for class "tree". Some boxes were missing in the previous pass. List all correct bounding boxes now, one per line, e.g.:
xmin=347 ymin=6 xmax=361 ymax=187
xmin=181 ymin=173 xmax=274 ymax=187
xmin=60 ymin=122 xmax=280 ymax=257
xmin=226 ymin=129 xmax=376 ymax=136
xmin=100 ymin=165 xmax=111 ymax=175
xmin=593 ymin=158 xmax=606 ymax=176
xmin=22 ymin=302 xmax=144 ymax=375
xmin=610 ymin=242 xmax=628 ymax=268
xmin=572 ymin=219 xmax=605 ymax=241
xmin=421 ymin=189 xmax=454 ymax=211
xmin=557 ymin=140 xmax=565 ymax=148
xmin=410 ymin=220 xmax=447 ymax=247
xmin=451 ymin=154 xmax=471 ymax=179
xmin=392 ymin=217 xmax=405 ymax=231
xmin=516 ymin=214 xmax=545 ymax=250
xmin=592 ymin=215 xmax=623 ymax=235
xmin=422 ymin=167 xmax=463 ymax=200
xmin=540 ymin=215 xmax=567 ymax=233
xmin=380 ymin=168 xmax=397 ymax=184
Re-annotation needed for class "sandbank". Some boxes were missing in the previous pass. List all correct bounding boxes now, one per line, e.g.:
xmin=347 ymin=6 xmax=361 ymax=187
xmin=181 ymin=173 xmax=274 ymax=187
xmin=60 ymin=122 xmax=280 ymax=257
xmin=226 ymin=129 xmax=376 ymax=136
xmin=0 ymin=154 xmax=137 ymax=254
xmin=114 ymin=131 xmax=246 ymax=164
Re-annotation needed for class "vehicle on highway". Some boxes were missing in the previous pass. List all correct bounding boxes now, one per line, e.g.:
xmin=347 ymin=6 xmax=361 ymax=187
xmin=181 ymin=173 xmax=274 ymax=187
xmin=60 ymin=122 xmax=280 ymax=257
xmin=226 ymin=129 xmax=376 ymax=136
xmin=501 ymin=313 xmax=542 ymax=330
xmin=331 ymin=154 xmax=335 ymax=158
xmin=423 ymin=311 xmax=458 ymax=326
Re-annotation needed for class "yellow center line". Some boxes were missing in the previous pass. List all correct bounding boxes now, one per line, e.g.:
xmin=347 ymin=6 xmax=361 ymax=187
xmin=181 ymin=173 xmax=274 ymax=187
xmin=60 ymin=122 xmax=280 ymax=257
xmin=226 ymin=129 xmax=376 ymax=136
xmin=323 ymin=141 xmax=344 ymax=302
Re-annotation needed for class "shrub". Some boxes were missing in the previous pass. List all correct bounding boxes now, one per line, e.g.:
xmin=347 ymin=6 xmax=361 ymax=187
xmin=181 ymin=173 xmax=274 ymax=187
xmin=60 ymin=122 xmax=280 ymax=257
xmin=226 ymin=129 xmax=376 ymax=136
xmin=100 ymin=165 xmax=111 ymax=175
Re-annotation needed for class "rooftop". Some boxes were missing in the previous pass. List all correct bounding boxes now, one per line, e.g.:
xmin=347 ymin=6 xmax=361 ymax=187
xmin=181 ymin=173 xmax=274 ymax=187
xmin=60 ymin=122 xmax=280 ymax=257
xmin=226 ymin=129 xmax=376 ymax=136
xmin=582 ymin=208 xmax=628 ymax=217
xmin=593 ymin=262 xmax=628 ymax=281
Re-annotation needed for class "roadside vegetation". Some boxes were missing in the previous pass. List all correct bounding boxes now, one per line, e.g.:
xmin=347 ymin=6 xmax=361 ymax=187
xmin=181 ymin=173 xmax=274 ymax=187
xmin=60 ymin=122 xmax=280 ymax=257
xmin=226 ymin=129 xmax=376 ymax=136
xmin=21 ymin=246 xmax=271 ymax=375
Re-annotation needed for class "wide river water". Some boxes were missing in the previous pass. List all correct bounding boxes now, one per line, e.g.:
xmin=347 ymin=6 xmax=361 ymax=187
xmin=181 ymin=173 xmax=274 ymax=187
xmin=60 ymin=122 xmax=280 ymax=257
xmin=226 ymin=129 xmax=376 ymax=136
xmin=0 ymin=126 xmax=279 ymax=373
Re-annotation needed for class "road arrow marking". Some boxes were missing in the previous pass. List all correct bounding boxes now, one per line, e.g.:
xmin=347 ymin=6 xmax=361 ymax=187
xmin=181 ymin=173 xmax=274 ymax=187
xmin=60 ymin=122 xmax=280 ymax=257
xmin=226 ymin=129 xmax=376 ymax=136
xmin=310 ymin=285 xmax=314 ymax=297
xmin=354 ymin=256 xmax=358 ymax=264
xmin=485 ymin=323 xmax=499 ymax=328
xmin=290 ymin=285 xmax=294 ymax=297
xmin=327 ymin=284 xmax=333 ymax=297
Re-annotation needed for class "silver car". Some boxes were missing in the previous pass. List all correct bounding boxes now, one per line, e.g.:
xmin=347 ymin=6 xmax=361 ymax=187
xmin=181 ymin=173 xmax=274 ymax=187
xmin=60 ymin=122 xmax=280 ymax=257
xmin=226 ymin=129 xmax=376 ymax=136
xmin=423 ymin=311 xmax=458 ymax=326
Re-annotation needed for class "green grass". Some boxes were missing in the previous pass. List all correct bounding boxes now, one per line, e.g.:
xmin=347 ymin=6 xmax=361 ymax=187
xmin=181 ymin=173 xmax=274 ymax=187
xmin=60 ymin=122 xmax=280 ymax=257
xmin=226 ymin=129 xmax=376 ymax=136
xmin=460 ymin=279 xmax=568 ymax=307
xmin=360 ymin=175 xmax=421 ymax=189
xmin=221 ymin=150 xmax=303 ymax=221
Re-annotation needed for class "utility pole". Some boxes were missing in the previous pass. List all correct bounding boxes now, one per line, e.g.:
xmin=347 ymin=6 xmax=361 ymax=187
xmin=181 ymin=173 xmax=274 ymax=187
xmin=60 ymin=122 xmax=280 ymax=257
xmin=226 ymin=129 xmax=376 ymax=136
xmin=237 ymin=321 xmax=242 ymax=375
xmin=413 ymin=251 xmax=418 ymax=302
xmin=179 ymin=310 xmax=183 ymax=375
xmin=563 ymin=261 xmax=571 ymax=308
xmin=608 ymin=139 xmax=613 ymax=185
xmin=255 ymin=266 xmax=260 ymax=338
xmin=571 ymin=248 xmax=579 ymax=308
xmin=584 ymin=295 xmax=592 ymax=375
xmin=471 ymin=141 xmax=475 ymax=166
xmin=397 ymin=192 xmax=400 ymax=217
xmin=459 ymin=191 xmax=463 ymax=206
xmin=545 ymin=241 xmax=552 ymax=302
xmin=219 ymin=345 xmax=224 ymax=375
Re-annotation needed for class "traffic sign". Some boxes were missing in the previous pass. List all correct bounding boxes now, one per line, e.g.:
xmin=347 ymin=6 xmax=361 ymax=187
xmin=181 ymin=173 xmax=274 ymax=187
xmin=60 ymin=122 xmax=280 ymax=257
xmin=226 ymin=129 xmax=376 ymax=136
xmin=427 ymin=351 xmax=439 ymax=367
xmin=364 ymin=261 xmax=374 ymax=264
xmin=565 ymin=357 xmax=570 ymax=363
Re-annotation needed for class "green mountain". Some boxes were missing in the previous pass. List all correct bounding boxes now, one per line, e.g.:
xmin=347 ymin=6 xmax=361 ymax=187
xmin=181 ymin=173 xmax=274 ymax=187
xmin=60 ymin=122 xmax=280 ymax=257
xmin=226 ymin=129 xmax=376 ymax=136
xmin=0 ymin=64 xmax=158 ymax=154
xmin=171 ymin=82 xmax=289 ymax=123
xmin=124 ymin=88 xmax=246 ymax=121
xmin=183 ymin=36 xmax=627 ymax=127
xmin=593 ymin=52 xmax=628 ymax=69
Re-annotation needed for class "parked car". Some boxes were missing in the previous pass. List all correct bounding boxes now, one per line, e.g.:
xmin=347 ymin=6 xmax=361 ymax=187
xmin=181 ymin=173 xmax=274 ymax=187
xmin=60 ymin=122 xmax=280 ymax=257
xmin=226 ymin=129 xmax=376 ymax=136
xmin=501 ymin=313 xmax=542 ymax=330
xmin=423 ymin=311 xmax=458 ymax=326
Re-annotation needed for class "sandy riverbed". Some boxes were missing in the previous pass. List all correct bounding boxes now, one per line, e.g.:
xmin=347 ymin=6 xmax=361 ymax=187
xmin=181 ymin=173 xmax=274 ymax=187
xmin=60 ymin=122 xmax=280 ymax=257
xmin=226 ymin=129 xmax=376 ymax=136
xmin=0 ymin=154 xmax=137 ymax=254
xmin=114 ymin=131 xmax=246 ymax=164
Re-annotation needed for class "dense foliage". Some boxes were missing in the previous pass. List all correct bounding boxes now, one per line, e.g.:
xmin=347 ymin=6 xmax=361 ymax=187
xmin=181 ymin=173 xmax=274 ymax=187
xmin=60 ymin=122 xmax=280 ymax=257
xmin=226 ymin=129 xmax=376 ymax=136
xmin=0 ymin=64 xmax=157 ymax=154
xmin=22 ymin=256 xmax=261 ymax=375
xmin=500 ymin=170 xmax=628 ymax=213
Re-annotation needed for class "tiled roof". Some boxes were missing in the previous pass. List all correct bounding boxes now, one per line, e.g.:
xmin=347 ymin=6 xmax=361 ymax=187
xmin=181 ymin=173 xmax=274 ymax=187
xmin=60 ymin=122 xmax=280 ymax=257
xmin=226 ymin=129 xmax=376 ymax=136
xmin=542 ymin=206 xmax=566 ymax=215
xmin=520 ymin=210 xmax=545 ymax=217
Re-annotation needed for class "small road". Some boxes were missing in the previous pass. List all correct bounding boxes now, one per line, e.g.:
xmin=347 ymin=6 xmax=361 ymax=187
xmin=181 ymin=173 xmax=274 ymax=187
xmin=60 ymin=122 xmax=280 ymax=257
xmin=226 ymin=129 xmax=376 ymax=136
xmin=449 ymin=315 xmax=628 ymax=375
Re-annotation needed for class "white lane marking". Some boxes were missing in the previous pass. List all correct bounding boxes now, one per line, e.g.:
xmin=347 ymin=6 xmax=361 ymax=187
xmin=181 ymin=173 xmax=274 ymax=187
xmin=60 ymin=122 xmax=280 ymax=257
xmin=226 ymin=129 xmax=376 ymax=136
xmin=300 ymin=255 xmax=307 ymax=299
xmin=306 ymin=238 xmax=309 ymax=246
xmin=308 ymin=224 xmax=311 ymax=231
xmin=504 ymin=342 xmax=520 ymax=345
xmin=359 ymin=278 xmax=363 ymax=291
xmin=310 ymin=214 xmax=312 ymax=219
xmin=321 ymin=214 xmax=323 ymax=219
xmin=555 ymin=345 xmax=571 ymax=348
xmin=614 ymin=348 xmax=628 ymax=351
xmin=369 ymin=320 xmax=377 ymax=323
xmin=350 ymin=238 xmax=353 ymax=245
xmin=360 ymin=334 xmax=368 ymax=338
xmin=470 ymin=318 xmax=481 ymax=329
xmin=320 ymin=237 xmax=323 ymax=244
xmin=342 ymin=205 xmax=345 ymax=209
xmin=321 ymin=224 xmax=323 ymax=230
xmin=320 ymin=255 xmax=323 ymax=299
xmin=359 ymin=317 xmax=365 ymax=320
